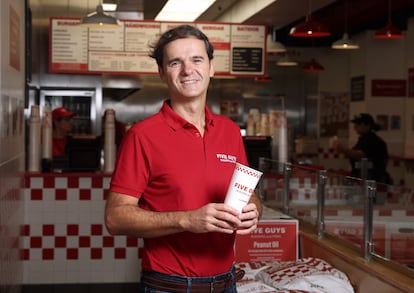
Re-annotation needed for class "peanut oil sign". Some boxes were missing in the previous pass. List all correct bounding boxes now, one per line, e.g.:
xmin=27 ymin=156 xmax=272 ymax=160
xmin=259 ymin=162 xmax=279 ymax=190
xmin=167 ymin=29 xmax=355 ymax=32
xmin=235 ymin=220 xmax=298 ymax=262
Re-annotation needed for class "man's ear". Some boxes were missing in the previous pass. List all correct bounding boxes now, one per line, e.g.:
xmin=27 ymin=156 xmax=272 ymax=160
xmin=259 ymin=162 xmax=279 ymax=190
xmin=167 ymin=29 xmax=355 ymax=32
xmin=158 ymin=66 xmax=166 ymax=81
xmin=209 ymin=59 xmax=215 ymax=77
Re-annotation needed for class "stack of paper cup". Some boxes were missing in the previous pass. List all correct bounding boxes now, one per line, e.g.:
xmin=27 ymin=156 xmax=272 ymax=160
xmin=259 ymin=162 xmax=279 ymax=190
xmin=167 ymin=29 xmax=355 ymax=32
xmin=104 ymin=109 xmax=116 ymax=173
xmin=28 ymin=105 xmax=41 ymax=172
xmin=224 ymin=162 xmax=263 ymax=213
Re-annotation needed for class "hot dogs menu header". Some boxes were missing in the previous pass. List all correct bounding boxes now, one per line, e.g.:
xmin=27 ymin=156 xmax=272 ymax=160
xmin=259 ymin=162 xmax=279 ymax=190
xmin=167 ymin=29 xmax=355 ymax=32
xmin=49 ymin=18 xmax=266 ymax=77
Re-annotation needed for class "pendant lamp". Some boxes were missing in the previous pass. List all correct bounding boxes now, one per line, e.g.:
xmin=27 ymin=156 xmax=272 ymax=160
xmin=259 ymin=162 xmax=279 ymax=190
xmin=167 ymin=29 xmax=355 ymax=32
xmin=332 ymin=33 xmax=359 ymax=49
xmin=290 ymin=0 xmax=330 ymax=37
xmin=80 ymin=3 xmax=119 ymax=28
xmin=374 ymin=20 xmax=404 ymax=39
xmin=301 ymin=58 xmax=324 ymax=72
xmin=331 ymin=0 xmax=359 ymax=49
xmin=374 ymin=0 xmax=404 ymax=39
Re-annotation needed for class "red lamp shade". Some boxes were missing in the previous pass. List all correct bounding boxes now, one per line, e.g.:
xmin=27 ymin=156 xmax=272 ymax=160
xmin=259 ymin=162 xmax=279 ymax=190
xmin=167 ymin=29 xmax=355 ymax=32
xmin=301 ymin=58 xmax=324 ymax=72
xmin=374 ymin=20 xmax=404 ymax=39
xmin=290 ymin=15 xmax=330 ymax=37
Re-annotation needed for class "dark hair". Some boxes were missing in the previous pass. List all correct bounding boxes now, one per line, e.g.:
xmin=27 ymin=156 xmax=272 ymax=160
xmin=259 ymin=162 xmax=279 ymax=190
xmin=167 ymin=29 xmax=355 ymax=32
xmin=149 ymin=25 xmax=214 ymax=67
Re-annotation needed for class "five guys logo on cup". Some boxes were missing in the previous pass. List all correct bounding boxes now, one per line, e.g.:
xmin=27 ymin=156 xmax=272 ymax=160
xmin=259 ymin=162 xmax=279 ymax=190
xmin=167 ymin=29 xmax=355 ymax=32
xmin=224 ymin=162 xmax=263 ymax=213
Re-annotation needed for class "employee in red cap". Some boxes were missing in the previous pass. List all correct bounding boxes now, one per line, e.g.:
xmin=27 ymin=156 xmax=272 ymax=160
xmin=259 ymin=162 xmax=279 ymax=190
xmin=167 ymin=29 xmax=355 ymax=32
xmin=52 ymin=107 xmax=76 ymax=157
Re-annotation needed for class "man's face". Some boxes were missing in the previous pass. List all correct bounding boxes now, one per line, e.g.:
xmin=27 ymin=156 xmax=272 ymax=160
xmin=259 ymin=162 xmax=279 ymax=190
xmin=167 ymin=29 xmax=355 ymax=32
xmin=55 ymin=118 xmax=73 ymax=133
xmin=353 ymin=122 xmax=370 ymax=135
xmin=159 ymin=37 xmax=214 ymax=101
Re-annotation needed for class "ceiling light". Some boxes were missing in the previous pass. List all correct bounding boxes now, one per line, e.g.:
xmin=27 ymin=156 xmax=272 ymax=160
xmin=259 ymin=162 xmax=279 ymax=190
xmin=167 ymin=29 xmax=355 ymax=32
xmin=155 ymin=0 xmax=216 ymax=22
xmin=301 ymin=58 xmax=324 ymax=72
xmin=289 ymin=0 xmax=330 ymax=38
xmin=332 ymin=33 xmax=359 ymax=49
xmin=266 ymin=27 xmax=286 ymax=53
xmin=80 ymin=4 xmax=119 ymax=28
xmin=102 ymin=3 xmax=117 ymax=12
xmin=374 ymin=0 xmax=404 ymax=39
xmin=331 ymin=0 xmax=359 ymax=49
xmin=290 ymin=15 xmax=330 ymax=37
xmin=374 ymin=20 xmax=404 ymax=39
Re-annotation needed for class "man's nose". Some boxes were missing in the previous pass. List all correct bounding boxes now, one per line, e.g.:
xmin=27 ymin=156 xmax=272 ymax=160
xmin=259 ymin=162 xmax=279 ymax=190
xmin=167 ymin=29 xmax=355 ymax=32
xmin=181 ymin=61 xmax=194 ymax=74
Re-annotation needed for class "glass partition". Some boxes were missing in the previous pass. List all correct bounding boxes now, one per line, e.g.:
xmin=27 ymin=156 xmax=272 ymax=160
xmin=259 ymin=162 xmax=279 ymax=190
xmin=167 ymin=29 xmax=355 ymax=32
xmin=258 ymin=157 xmax=414 ymax=271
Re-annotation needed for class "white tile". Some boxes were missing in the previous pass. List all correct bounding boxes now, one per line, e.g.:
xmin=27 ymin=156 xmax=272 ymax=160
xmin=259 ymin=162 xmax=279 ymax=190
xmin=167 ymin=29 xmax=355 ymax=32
xmin=79 ymin=178 xmax=92 ymax=188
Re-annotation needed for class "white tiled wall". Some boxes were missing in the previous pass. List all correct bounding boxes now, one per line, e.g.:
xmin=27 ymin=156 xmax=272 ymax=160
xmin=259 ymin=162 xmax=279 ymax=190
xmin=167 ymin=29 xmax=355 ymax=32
xmin=0 ymin=1 xmax=26 ymax=292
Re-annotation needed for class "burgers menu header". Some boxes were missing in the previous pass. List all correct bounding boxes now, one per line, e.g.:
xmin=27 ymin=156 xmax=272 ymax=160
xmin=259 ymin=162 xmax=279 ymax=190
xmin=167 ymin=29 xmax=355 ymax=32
xmin=49 ymin=18 xmax=266 ymax=77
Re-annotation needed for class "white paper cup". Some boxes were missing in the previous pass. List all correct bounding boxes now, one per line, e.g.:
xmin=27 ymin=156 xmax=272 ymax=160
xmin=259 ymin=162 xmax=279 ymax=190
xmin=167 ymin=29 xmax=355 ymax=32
xmin=224 ymin=162 xmax=263 ymax=213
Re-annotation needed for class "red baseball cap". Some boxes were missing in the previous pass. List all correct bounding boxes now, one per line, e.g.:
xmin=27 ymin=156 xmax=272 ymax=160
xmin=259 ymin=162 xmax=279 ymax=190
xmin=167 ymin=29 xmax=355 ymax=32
xmin=52 ymin=107 xmax=76 ymax=121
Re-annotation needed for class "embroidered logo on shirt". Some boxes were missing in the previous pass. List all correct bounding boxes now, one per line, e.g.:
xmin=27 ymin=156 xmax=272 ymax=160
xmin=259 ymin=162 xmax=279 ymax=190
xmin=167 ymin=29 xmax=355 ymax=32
xmin=216 ymin=153 xmax=237 ymax=163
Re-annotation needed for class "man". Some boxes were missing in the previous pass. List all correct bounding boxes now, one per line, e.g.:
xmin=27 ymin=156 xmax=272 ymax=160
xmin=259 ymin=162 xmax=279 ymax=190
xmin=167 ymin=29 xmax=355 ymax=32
xmin=333 ymin=113 xmax=392 ymax=184
xmin=52 ymin=106 xmax=76 ymax=157
xmin=104 ymin=25 xmax=262 ymax=292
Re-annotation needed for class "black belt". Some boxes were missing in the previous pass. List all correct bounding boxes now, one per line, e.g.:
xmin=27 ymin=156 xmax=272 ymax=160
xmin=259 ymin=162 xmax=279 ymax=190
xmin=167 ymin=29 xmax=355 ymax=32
xmin=141 ymin=270 xmax=245 ymax=293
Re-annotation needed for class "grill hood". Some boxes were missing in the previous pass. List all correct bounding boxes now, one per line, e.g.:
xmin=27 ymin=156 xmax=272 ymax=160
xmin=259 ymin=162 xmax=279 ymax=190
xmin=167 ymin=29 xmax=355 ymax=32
xmin=102 ymin=74 xmax=142 ymax=101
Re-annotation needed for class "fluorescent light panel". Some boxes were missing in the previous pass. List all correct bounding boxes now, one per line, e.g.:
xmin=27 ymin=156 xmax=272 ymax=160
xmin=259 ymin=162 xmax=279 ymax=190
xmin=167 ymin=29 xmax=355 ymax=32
xmin=155 ymin=0 xmax=216 ymax=21
xmin=102 ymin=3 xmax=117 ymax=12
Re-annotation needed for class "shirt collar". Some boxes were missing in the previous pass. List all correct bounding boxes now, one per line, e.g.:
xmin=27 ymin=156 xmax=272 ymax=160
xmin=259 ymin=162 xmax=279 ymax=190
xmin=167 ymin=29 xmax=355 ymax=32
xmin=161 ymin=100 xmax=214 ymax=131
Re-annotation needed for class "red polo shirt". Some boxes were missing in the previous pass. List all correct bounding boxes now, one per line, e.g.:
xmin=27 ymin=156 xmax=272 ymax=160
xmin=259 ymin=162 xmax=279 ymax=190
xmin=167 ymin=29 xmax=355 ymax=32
xmin=110 ymin=100 xmax=248 ymax=277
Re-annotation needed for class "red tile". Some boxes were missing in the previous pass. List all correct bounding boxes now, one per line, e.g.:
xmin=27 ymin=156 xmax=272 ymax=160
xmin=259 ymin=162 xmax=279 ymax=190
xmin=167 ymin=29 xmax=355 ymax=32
xmin=25 ymin=176 xmax=30 ymax=188
xmin=103 ymin=236 xmax=114 ymax=247
xmin=67 ymin=248 xmax=78 ymax=259
xmin=56 ymin=189 xmax=67 ymax=200
xmin=43 ymin=224 xmax=55 ymax=236
xmin=91 ymin=248 xmax=102 ymax=259
xmin=114 ymin=248 xmax=126 ymax=259
xmin=21 ymin=225 xmax=30 ymax=236
xmin=91 ymin=224 xmax=103 ymax=235
xmin=92 ymin=177 xmax=103 ymax=188
xmin=79 ymin=189 xmax=91 ymax=200
xmin=68 ymin=177 xmax=79 ymax=188
xmin=43 ymin=177 xmax=55 ymax=188
xmin=79 ymin=236 xmax=90 ymax=247
xmin=103 ymin=189 xmax=109 ymax=200
xmin=20 ymin=249 xmax=29 ymax=260
xmin=67 ymin=224 xmax=79 ymax=236
xmin=379 ymin=210 xmax=392 ymax=217
xmin=43 ymin=248 xmax=54 ymax=260
xmin=126 ymin=237 xmax=138 ymax=247
xmin=31 ymin=189 xmax=43 ymax=200
xmin=30 ymin=237 xmax=42 ymax=248
xmin=55 ymin=236 xmax=66 ymax=248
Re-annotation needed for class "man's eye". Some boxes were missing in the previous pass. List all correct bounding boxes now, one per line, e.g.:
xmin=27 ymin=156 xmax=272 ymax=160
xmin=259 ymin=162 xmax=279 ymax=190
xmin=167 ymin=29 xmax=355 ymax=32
xmin=169 ymin=61 xmax=180 ymax=67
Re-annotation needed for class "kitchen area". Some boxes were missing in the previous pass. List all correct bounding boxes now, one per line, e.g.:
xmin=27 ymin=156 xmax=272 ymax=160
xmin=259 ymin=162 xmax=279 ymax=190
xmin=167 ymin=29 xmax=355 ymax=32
xmin=2 ymin=0 xmax=414 ymax=292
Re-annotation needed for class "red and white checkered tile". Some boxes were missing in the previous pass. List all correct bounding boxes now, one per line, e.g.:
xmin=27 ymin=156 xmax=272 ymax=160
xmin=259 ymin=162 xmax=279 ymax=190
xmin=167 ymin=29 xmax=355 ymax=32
xmin=23 ymin=174 xmax=143 ymax=284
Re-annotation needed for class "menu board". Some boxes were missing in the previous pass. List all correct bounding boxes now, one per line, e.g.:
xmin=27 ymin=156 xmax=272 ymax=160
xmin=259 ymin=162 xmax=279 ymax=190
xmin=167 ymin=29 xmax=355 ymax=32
xmin=49 ymin=18 xmax=266 ymax=76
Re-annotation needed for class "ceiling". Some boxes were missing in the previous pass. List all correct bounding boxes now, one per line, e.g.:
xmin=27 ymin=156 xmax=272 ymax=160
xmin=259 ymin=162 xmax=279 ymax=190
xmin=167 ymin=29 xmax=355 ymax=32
xmin=33 ymin=0 xmax=414 ymax=47
xmin=122 ymin=0 xmax=414 ymax=47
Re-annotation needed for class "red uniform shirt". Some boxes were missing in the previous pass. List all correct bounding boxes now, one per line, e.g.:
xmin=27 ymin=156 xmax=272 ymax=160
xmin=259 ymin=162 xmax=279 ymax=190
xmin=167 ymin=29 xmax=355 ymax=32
xmin=53 ymin=137 xmax=67 ymax=157
xmin=110 ymin=100 xmax=248 ymax=277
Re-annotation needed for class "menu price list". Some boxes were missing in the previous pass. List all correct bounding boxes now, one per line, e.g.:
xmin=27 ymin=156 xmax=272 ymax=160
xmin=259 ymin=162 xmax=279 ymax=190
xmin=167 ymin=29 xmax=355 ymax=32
xmin=231 ymin=47 xmax=263 ymax=72
xmin=50 ymin=18 xmax=266 ymax=76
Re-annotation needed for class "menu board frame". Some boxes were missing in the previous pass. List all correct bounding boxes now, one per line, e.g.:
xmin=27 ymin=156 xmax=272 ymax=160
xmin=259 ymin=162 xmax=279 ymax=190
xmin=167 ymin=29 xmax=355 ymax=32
xmin=49 ymin=18 xmax=267 ymax=77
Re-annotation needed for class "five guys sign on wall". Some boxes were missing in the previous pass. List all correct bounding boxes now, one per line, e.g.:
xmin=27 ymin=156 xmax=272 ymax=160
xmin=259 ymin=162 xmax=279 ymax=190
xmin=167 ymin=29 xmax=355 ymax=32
xmin=49 ymin=18 xmax=266 ymax=77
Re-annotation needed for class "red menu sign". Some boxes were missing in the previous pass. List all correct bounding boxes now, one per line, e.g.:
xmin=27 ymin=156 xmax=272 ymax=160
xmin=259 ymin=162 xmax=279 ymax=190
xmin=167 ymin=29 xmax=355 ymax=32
xmin=235 ymin=219 xmax=298 ymax=262
xmin=371 ymin=79 xmax=407 ymax=97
